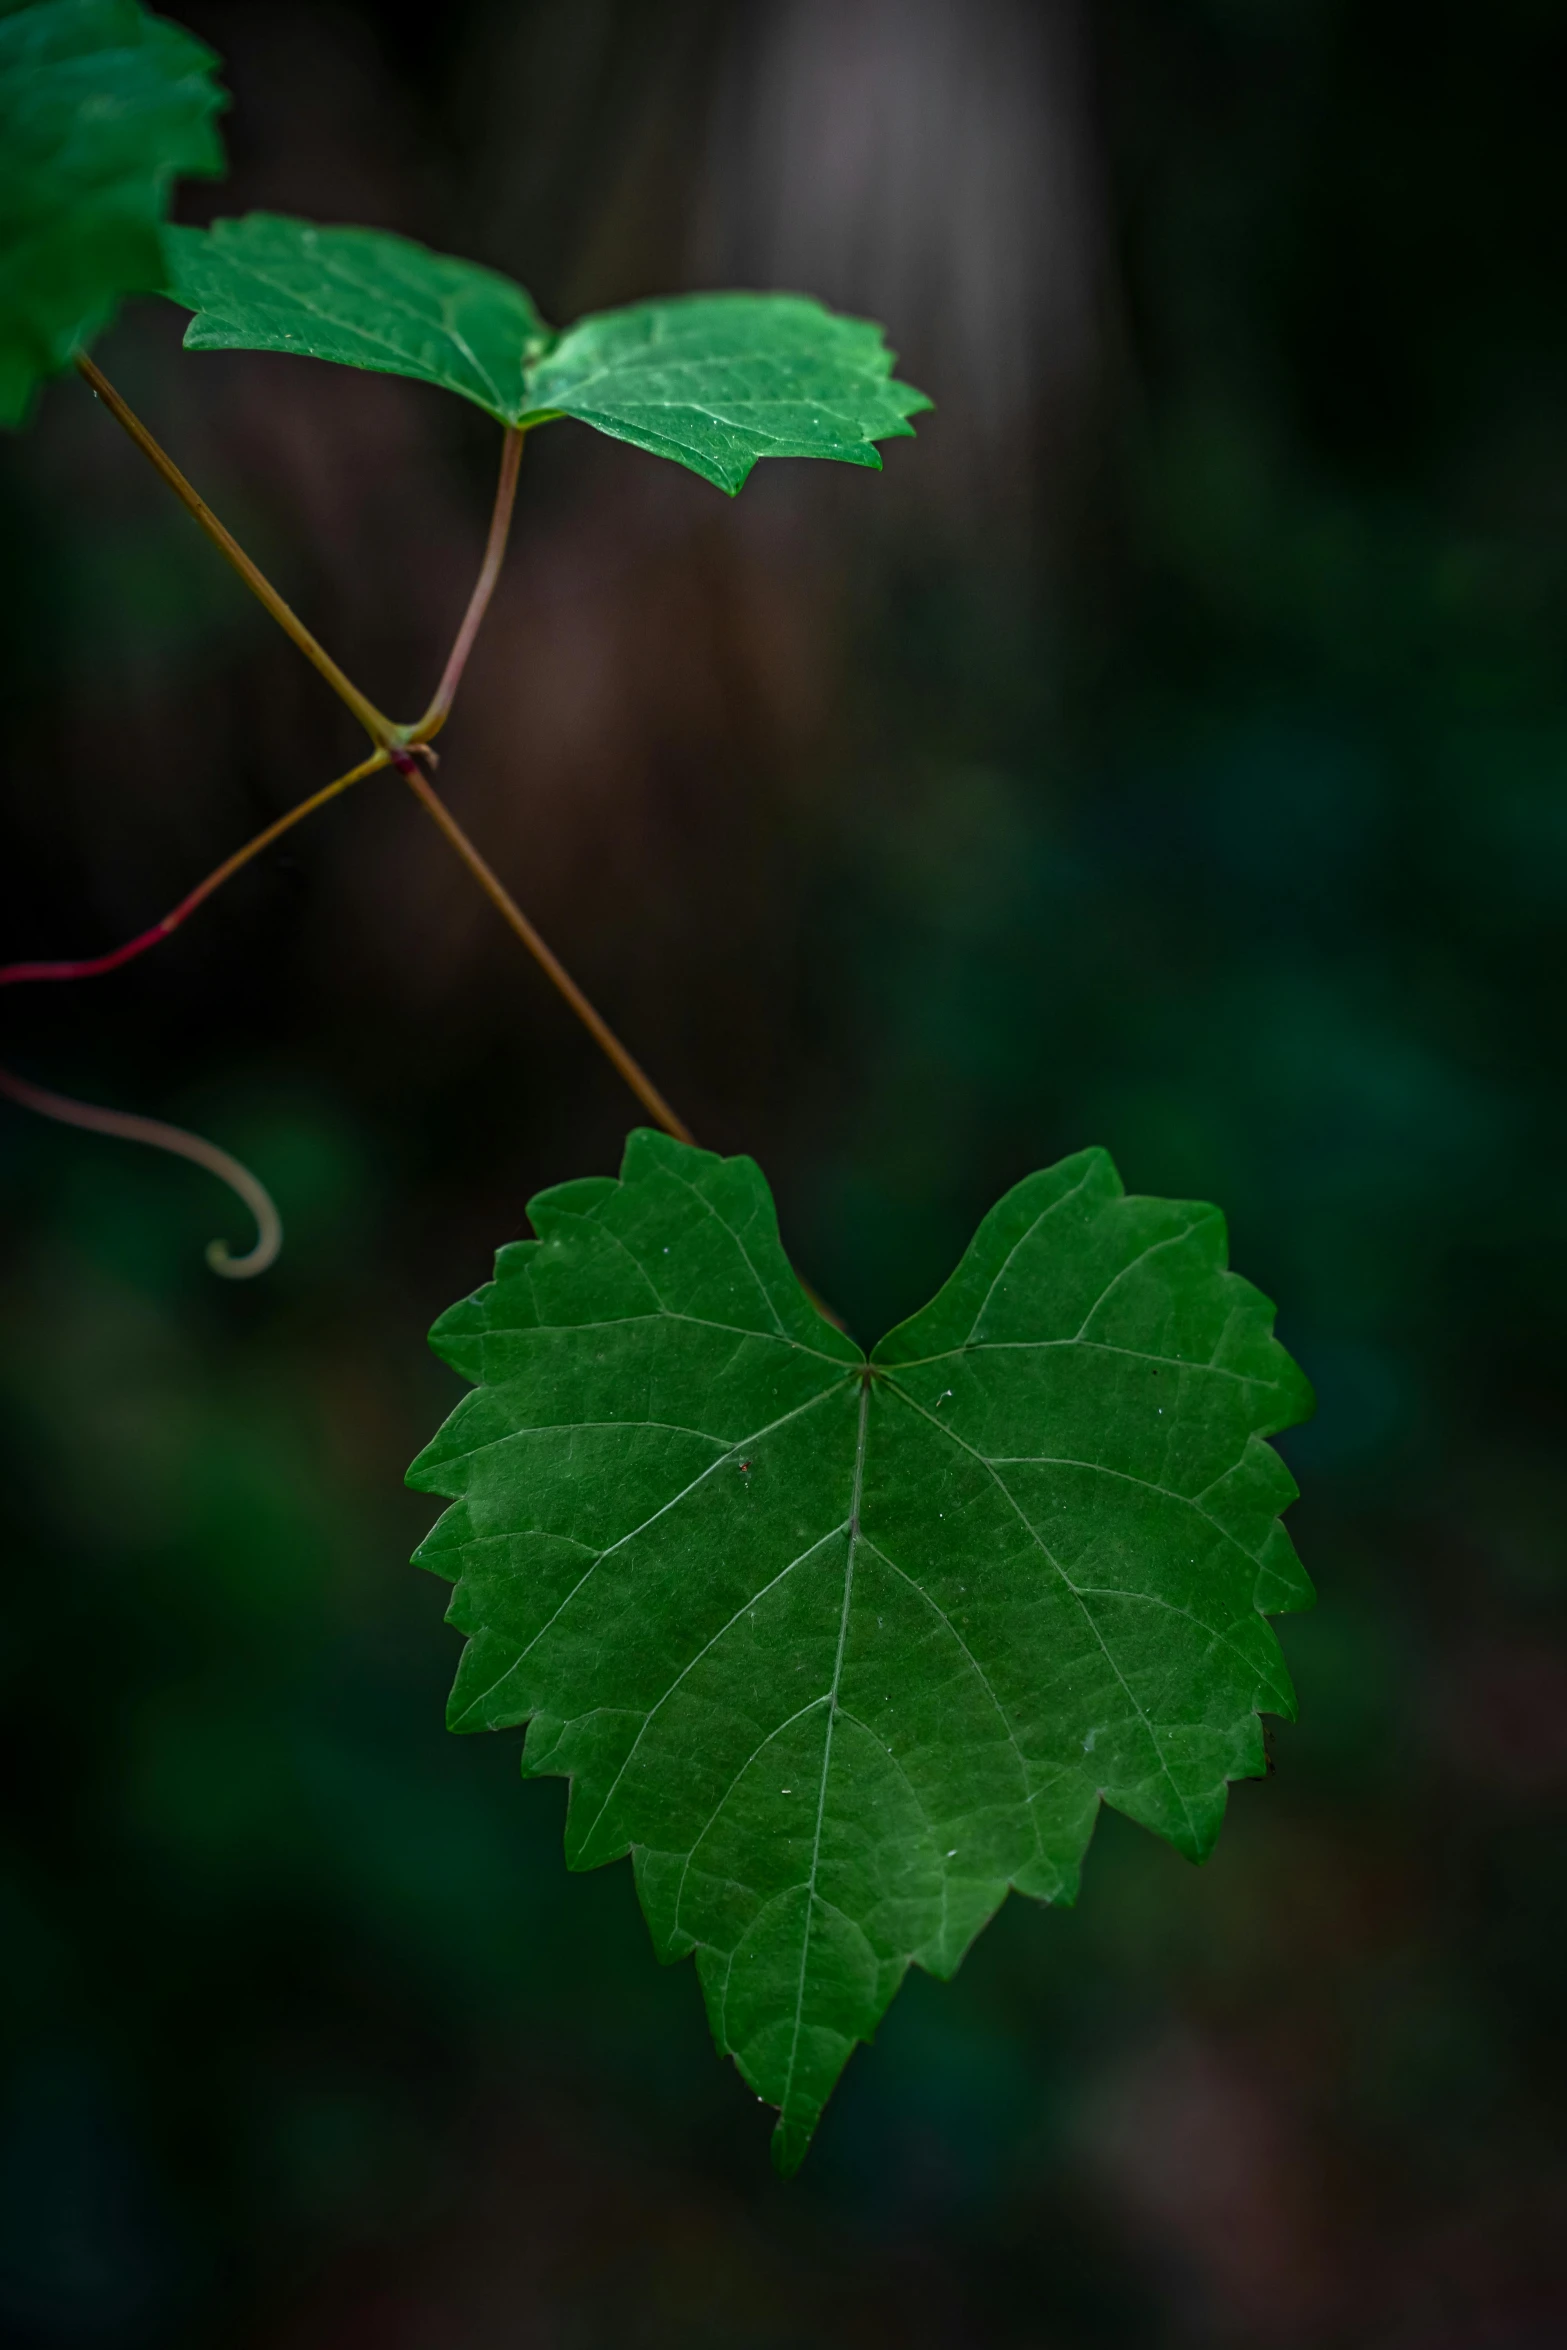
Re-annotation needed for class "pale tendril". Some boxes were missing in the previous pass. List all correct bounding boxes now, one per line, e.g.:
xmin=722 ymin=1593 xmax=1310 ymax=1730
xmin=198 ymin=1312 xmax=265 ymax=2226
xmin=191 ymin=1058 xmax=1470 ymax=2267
xmin=0 ymin=1066 xmax=282 ymax=1277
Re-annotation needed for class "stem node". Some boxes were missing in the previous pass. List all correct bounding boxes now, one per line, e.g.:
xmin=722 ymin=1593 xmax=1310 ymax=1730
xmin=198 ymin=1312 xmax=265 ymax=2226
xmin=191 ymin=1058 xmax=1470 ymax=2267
xmin=70 ymin=368 xmax=696 ymax=1146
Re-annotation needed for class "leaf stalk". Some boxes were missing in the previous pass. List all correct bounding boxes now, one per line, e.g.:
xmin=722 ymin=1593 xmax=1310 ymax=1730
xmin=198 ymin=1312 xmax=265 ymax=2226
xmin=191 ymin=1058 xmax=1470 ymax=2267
xmin=408 ymin=426 xmax=526 ymax=743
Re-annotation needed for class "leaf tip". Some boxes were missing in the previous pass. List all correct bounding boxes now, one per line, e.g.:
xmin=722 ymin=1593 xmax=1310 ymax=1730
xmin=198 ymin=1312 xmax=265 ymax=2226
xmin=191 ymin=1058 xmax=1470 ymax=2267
xmin=769 ymin=2114 xmax=813 ymax=2177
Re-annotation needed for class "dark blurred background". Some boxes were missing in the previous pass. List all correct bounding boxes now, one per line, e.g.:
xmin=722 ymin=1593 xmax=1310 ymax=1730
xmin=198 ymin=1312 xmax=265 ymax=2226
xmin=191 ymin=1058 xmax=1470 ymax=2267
xmin=2 ymin=0 xmax=1565 ymax=2341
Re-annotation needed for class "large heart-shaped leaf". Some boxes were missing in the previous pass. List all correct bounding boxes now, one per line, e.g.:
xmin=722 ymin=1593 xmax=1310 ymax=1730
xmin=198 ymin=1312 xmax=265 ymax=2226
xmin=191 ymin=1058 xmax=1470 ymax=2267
xmin=0 ymin=0 xmax=226 ymax=426
xmin=409 ymin=1131 xmax=1313 ymax=2171
xmin=164 ymin=212 xmax=929 ymax=491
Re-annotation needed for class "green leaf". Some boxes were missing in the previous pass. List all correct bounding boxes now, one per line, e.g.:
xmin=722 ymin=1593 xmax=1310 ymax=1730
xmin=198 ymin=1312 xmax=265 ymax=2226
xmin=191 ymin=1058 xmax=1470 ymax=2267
xmin=164 ymin=215 xmax=552 ymax=425
xmin=163 ymin=212 xmax=930 ymax=492
xmin=0 ymin=0 xmax=226 ymax=427
xmin=522 ymin=293 xmax=931 ymax=492
xmin=408 ymin=1131 xmax=1313 ymax=2172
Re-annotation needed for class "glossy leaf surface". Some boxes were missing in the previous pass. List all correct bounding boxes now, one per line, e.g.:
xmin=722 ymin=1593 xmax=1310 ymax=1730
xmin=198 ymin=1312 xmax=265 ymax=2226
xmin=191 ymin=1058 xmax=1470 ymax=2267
xmin=165 ymin=212 xmax=929 ymax=490
xmin=524 ymin=292 xmax=930 ymax=490
xmin=165 ymin=214 xmax=552 ymax=422
xmin=0 ymin=0 xmax=225 ymax=425
xmin=409 ymin=1132 xmax=1313 ymax=2170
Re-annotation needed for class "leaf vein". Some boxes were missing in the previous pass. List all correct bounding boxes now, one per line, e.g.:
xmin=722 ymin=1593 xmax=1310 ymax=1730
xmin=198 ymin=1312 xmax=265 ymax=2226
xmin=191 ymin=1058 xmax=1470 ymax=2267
xmin=780 ymin=1377 xmax=871 ymax=2124
xmin=1071 ymin=1218 xmax=1216 ymax=1341
xmin=451 ymin=1380 xmax=854 ymax=1724
xmin=883 ymin=1382 xmax=1203 ymax=1848
xmin=964 ymin=1159 xmax=1100 ymax=1342
xmin=575 ymin=1519 xmax=853 ymax=1857
xmin=856 ymin=1536 xmax=1041 ymax=1867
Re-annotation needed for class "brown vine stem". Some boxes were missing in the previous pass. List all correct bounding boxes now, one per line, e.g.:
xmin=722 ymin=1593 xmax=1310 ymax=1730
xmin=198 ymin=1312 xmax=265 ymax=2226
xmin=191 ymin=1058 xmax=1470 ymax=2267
xmin=13 ymin=393 xmax=846 ymax=1308
xmin=390 ymin=750 xmax=696 ymax=1147
xmin=0 ymin=1063 xmax=282 ymax=1276
xmin=67 ymin=366 xmax=701 ymax=1149
xmin=76 ymin=352 xmax=400 ymax=751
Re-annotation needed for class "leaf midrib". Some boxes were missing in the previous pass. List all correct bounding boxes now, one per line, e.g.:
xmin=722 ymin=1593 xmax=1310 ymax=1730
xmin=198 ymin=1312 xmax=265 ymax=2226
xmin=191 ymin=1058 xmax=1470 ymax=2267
xmin=779 ymin=1370 xmax=872 ymax=2122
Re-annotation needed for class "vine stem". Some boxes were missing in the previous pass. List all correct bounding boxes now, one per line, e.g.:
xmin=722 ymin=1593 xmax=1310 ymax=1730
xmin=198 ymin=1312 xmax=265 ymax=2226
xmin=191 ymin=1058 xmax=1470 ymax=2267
xmin=0 ymin=1063 xmax=281 ymax=1277
xmin=9 ymin=364 xmax=700 ymax=1266
xmin=8 ymin=387 xmax=843 ymax=1303
xmin=0 ymin=749 xmax=389 ymax=990
xmin=390 ymin=750 xmax=696 ymax=1147
xmin=75 ymin=362 xmax=693 ymax=1144
xmin=0 ymin=754 xmax=385 ymax=1275
xmin=75 ymin=353 xmax=400 ymax=751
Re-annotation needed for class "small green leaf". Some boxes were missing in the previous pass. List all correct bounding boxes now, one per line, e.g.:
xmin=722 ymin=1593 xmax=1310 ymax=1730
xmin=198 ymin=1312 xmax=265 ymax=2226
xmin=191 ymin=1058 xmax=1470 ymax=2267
xmin=164 ymin=212 xmax=930 ymax=491
xmin=0 ymin=0 xmax=226 ymax=426
xmin=164 ymin=214 xmax=552 ymax=423
xmin=409 ymin=1131 xmax=1313 ymax=2171
xmin=522 ymin=293 xmax=930 ymax=492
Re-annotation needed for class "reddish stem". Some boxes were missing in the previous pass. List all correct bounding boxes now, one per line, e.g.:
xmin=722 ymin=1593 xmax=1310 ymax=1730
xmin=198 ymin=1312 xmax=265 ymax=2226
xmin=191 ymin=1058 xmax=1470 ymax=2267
xmin=0 ymin=750 xmax=387 ymax=992
xmin=413 ymin=427 xmax=526 ymax=742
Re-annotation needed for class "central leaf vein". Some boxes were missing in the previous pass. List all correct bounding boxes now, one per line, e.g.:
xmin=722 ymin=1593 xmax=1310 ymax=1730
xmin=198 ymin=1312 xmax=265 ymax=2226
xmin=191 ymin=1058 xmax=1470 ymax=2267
xmin=780 ymin=1374 xmax=872 ymax=2117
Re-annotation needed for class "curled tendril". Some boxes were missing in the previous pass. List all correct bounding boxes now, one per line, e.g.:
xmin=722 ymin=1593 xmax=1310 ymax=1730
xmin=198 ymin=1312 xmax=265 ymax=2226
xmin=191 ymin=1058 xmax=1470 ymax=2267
xmin=0 ymin=1066 xmax=282 ymax=1277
